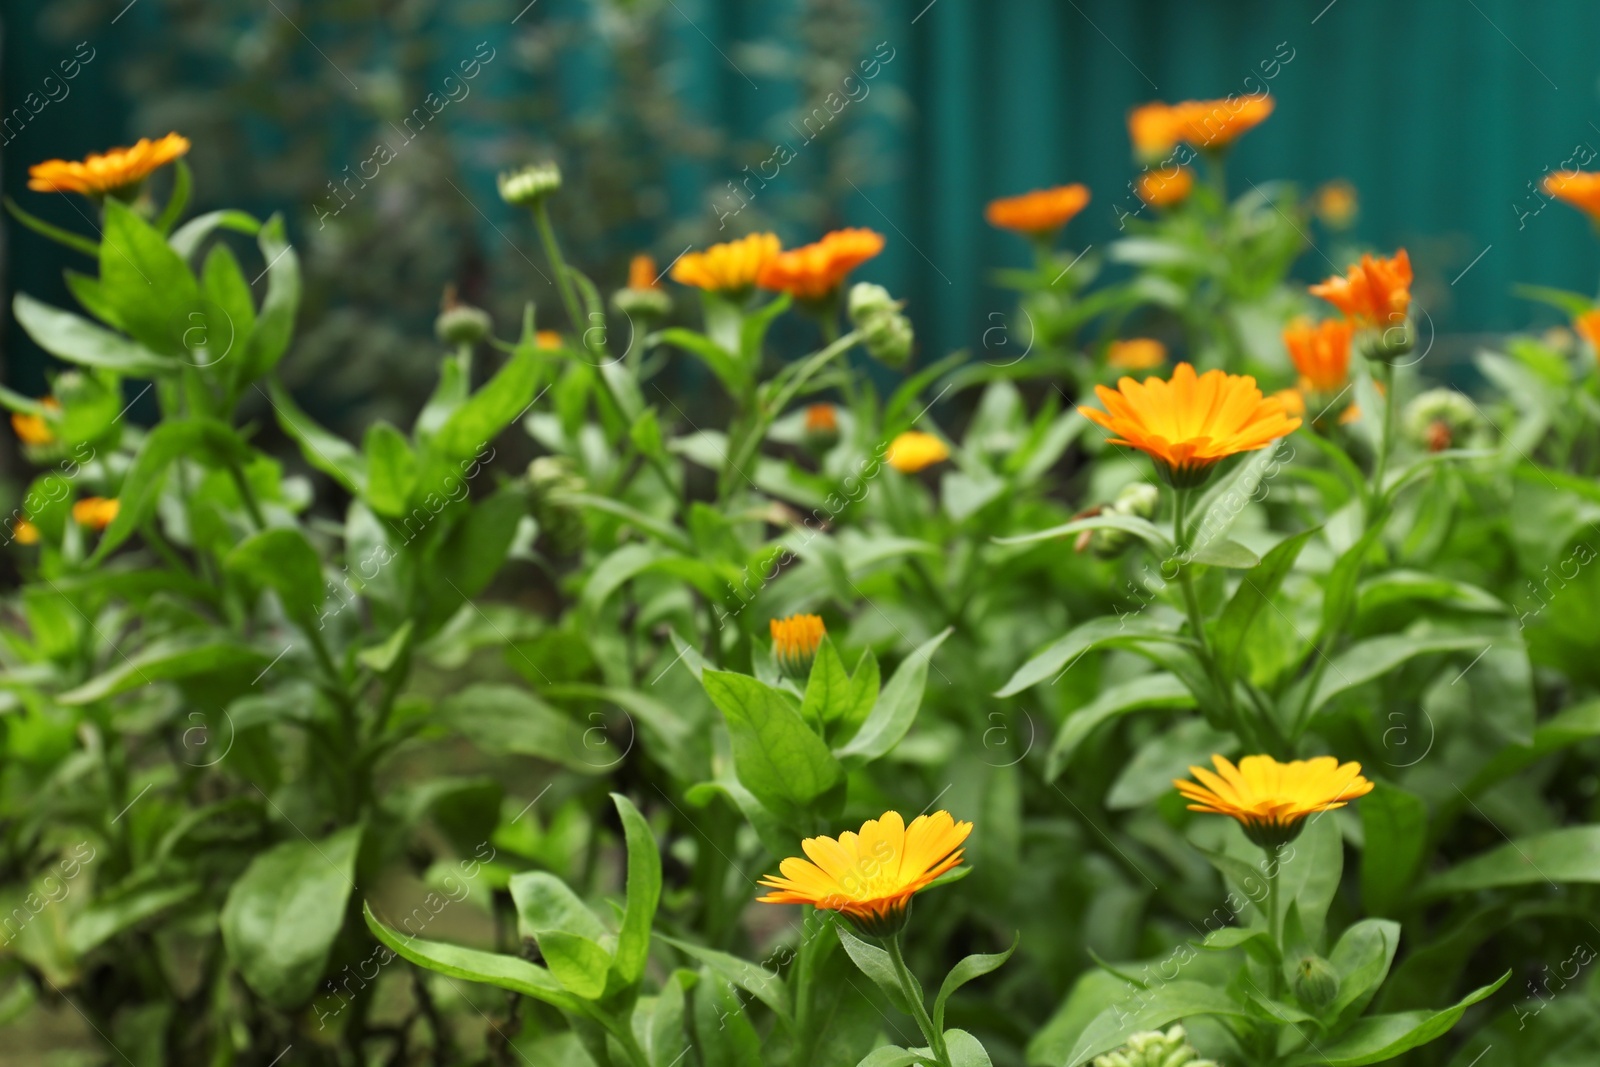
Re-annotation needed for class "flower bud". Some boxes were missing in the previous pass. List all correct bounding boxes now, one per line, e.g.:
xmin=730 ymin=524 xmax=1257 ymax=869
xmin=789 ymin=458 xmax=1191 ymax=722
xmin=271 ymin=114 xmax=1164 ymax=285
xmin=802 ymin=404 xmax=840 ymax=454
xmin=1086 ymin=482 xmax=1159 ymax=559
xmin=848 ymin=282 xmax=914 ymax=368
xmin=771 ymin=614 xmax=826 ymax=682
xmin=1402 ymin=387 xmax=1481 ymax=453
xmin=526 ymin=456 xmax=587 ymax=556
xmin=435 ymin=300 xmax=492 ymax=347
xmin=497 ymin=162 xmax=562 ymax=207
xmin=1359 ymin=318 xmax=1414 ymax=364
xmin=614 ymin=253 xmax=673 ymax=320
xmin=1093 ymin=1026 xmax=1217 ymax=1067
xmin=1293 ymin=954 xmax=1341 ymax=1012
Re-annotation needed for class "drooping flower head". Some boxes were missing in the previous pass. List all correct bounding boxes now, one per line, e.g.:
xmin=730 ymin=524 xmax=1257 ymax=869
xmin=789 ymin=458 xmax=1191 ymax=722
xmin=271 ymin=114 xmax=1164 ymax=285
xmin=758 ymin=810 xmax=972 ymax=937
xmin=29 ymin=134 xmax=190 ymax=198
xmin=1309 ymin=250 xmax=1412 ymax=329
xmin=1543 ymin=171 xmax=1600 ymax=222
xmin=72 ymin=497 xmax=120 ymax=531
xmin=1078 ymin=363 xmax=1301 ymax=488
xmin=758 ymin=229 xmax=885 ymax=300
xmin=1282 ymin=317 xmax=1353 ymax=393
xmin=1136 ymin=168 xmax=1194 ymax=209
xmin=885 ymin=431 xmax=950 ymax=474
xmin=771 ymin=613 xmax=826 ymax=680
xmin=1175 ymin=754 xmax=1373 ymax=849
xmin=1177 ymin=95 xmax=1275 ymax=150
xmin=1107 ymin=338 xmax=1167 ymax=371
xmin=11 ymin=398 xmax=60 ymax=446
xmin=671 ymin=233 xmax=782 ymax=293
xmin=984 ymin=184 xmax=1091 ymax=236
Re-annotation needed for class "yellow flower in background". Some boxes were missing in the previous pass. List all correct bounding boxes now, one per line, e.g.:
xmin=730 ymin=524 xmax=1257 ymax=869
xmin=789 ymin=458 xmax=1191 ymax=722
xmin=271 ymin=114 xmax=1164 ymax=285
xmin=1310 ymin=249 xmax=1413 ymax=329
xmin=1573 ymin=309 xmax=1600 ymax=358
xmin=1078 ymin=363 xmax=1300 ymax=488
xmin=1107 ymin=338 xmax=1167 ymax=371
xmin=11 ymin=398 xmax=60 ymax=446
xmin=758 ymin=810 xmax=972 ymax=936
xmin=1543 ymin=171 xmax=1600 ymax=221
xmin=771 ymin=613 xmax=826 ymax=680
xmin=885 ymin=431 xmax=949 ymax=473
xmin=671 ymin=233 xmax=781 ymax=293
xmin=757 ymin=228 xmax=885 ymax=300
xmin=1136 ymin=167 xmax=1194 ymax=209
xmin=72 ymin=497 xmax=120 ymax=531
xmin=535 ymin=330 xmax=563 ymax=350
xmin=1273 ymin=388 xmax=1306 ymax=419
xmin=984 ymin=184 xmax=1091 ymax=236
xmin=1282 ymin=317 xmax=1353 ymax=393
xmin=29 ymin=133 xmax=190 ymax=197
xmin=1175 ymin=754 xmax=1373 ymax=849
xmin=1314 ymin=180 xmax=1359 ymax=229
xmin=11 ymin=519 xmax=40 ymax=546
xmin=1178 ymin=95 xmax=1275 ymax=149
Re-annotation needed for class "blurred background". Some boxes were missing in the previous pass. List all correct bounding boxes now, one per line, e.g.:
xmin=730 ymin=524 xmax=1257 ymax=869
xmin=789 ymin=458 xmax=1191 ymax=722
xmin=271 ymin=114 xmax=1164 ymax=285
xmin=5 ymin=0 xmax=1600 ymax=429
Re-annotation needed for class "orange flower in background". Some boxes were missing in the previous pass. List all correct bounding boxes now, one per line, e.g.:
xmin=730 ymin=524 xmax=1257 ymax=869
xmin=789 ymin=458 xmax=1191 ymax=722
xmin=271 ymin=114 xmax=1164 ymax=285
xmin=1310 ymin=249 xmax=1412 ymax=328
xmin=1079 ymin=363 xmax=1300 ymax=488
xmin=11 ymin=398 xmax=60 ymax=446
xmin=671 ymin=233 xmax=781 ymax=292
xmin=72 ymin=497 xmax=120 ymax=531
xmin=1574 ymin=310 xmax=1600 ymax=356
xmin=757 ymin=228 xmax=884 ymax=300
xmin=885 ymin=431 xmax=949 ymax=473
xmin=1179 ymin=95 xmax=1275 ymax=149
xmin=771 ymin=613 xmax=826 ymax=679
xmin=1128 ymin=102 xmax=1183 ymax=159
xmin=1175 ymin=754 xmax=1373 ymax=849
xmin=984 ymin=184 xmax=1091 ymax=236
xmin=627 ymin=254 xmax=660 ymax=290
xmin=758 ymin=810 xmax=972 ymax=937
xmin=29 ymin=133 xmax=190 ymax=196
xmin=1107 ymin=338 xmax=1167 ymax=371
xmin=535 ymin=330 xmax=563 ymax=350
xmin=1274 ymin=388 xmax=1306 ymax=419
xmin=11 ymin=519 xmax=40 ymax=546
xmin=804 ymin=404 xmax=838 ymax=433
xmin=1282 ymin=317 xmax=1353 ymax=393
xmin=1314 ymin=180 xmax=1359 ymax=229
xmin=1136 ymin=167 xmax=1194 ymax=209
xmin=1543 ymin=171 xmax=1600 ymax=221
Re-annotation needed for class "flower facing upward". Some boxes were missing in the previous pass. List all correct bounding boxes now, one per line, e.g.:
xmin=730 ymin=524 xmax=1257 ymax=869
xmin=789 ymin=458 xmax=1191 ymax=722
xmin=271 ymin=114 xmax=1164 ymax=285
xmin=671 ymin=233 xmax=781 ymax=293
xmin=1136 ymin=168 xmax=1194 ymax=209
xmin=885 ymin=431 xmax=950 ymax=473
xmin=984 ymin=184 xmax=1091 ymax=236
xmin=535 ymin=330 xmax=563 ymax=350
xmin=1310 ymin=250 xmax=1412 ymax=329
xmin=1282 ymin=317 xmax=1353 ymax=393
xmin=72 ymin=497 xmax=120 ymax=531
xmin=11 ymin=398 xmax=60 ymax=446
xmin=29 ymin=133 xmax=190 ymax=197
xmin=1177 ymin=95 xmax=1275 ymax=149
xmin=1543 ymin=171 xmax=1600 ymax=221
xmin=1128 ymin=102 xmax=1183 ymax=160
xmin=758 ymin=810 xmax=972 ymax=937
xmin=771 ymin=614 xmax=826 ymax=680
xmin=1107 ymin=338 xmax=1167 ymax=371
xmin=1175 ymin=754 xmax=1373 ymax=849
xmin=1079 ymin=363 xmax=1301 ymax=488
xmin=11 ymin=520 xmax=40 ymax=546
xmin=1574 ymin=310 xmax=1600 ymax=357
xmin=758 ymin=229 xmax=885 ymax=300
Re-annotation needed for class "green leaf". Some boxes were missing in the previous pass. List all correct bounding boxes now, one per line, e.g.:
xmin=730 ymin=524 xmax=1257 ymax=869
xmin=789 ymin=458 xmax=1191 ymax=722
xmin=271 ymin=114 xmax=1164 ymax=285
xmin=152 ymin=158 xmax=192 ymax=234
xmin=220 ymin=825 xmax=361 ymax=1009
xmin=1308 ymin=633 xmax=1490 ymax=719
xmin=933 ymin=936 xmax=1016 ymax=1031
xmin=69 ymin=881 xmax=200 ymax=956
xmin=200 ymin=243 xmax=257 ymax=359
xmin=1464 ymin=698 xmax=1600 ymax=795
xmin=13 ymin=293 xmax=170 ymax=377
xmin=1327 ymin=918 xmax=1400 ymax=1024
xmin=1046 ymin=673 xmax=1194 ymax=780
xmin=800 ymin=637 xmax=852 ymax=732
xmin=1189 ymin=442 xmax=1287 ymax=547
xmin=439 ymin=684 xmax=605 ymax=774
xmin=58 ymin=638 xmax=268 ymax=705
xmin=358 ymin=621 xmax=413 ymax=674
xmin=363 ymin=420 xmax=417 ymax=517
xmin=657 ymin=935 xmax=791 ymax=1026
xmin=99 ymin=198 xmax=199 ymax=356
xmin=237 ymin=214 xmax=300 ymax=385
xmin=1184 ymin=538 xmax=1260 ymax=569
xmin=995 ymin=608 xmax=1184 ymax=698
xmin=836 ymin=628 xmax=952 ymax=765
xmin=5 ymin=196 xmax=101 ymax=257
xmin=944 ymin=1030 xmax=993 ymax=1067
xmin=266 ymin=378 xmax=368 ymax=494
xmin=1360 ymin=784 xmax=1428 ymax=917
xmin=693 ymin=969 xmax=763 ymax=1067
xmin=993 ymin=512 xmax=1172 ymax=553
xmin=1281 ymin=973 xmax=1509 ymax=1066
xmin=167 ymin=209 xmax=262 ymax=260
xmin=702 ymin=670 xmax=844 ymax=823
xmin=427 ymin=485 xmax=525 ymax=603
xmin=853 ymin=1049 xmax=926 ymax=1067
xmin=657 ymin=327 xmax=748 ymax=396
xmin=418 ymin=336 xmax=540 ymax=496
xmin=836 ymin=926 xmax=914 ymax=1014
xmin=509 ymin=872 xmax=610 ymax=944
xmin=1425 ymin=826 xmax=1600 ymax=894
xmin=225 ymin=527 xmax=325 ymax=627
xmin=1064 ymin=980 xmax=1257 ymax=1067
xmin=538 ymin=931 xmax=612 ymax=1000
xmin=612 ymin=793 xmax=661 ymax=986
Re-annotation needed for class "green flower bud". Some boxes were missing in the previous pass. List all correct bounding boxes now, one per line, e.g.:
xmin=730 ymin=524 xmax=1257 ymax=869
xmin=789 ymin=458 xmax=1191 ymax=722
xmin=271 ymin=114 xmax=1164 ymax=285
xmin=526 ymin=456 xmax=587 ymax=556
xmin=435 ymin=303 xmax=493 ymax=346
xmin=1359 ymin=318 xmax=1414 ymax=364
xmin=1293 ymin=954 xmax=1341 ymax=1012
xmin=612 ymin=285 xmax=672 ymax=320
xmin=1086 ymin=482 xmax=1159 ymax=559
xmin=497 ymin=162 xmax=562 ymax=207
xmin=847 ymin=281 xmax=896 ymax=321
xmin=1093 ymin=1026 xmax=1218 ymax=1067
xmin=1402 ymin=387 xmax=1482 ymax=453
xmin=848 ymin=282 xmax=914 ymax=368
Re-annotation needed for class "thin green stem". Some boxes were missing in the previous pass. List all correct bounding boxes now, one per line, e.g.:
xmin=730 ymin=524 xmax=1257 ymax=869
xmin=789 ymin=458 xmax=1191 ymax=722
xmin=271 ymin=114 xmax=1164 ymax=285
xmin=1265 ymin=843 xmax=1284 ymax=998
xmin=885 ymin=934 xmax=948 ymax=1066
xmin=532 ymin=201 xmax=587 ymax=337
xmin=1369 ymin=360 xmax=1398 ymax=515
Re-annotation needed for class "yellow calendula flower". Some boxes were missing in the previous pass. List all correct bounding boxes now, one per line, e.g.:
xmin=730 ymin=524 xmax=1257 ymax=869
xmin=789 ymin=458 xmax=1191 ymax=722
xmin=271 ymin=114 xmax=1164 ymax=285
xmin=535 ymin=330 xmax=563 ymax=350
xmin=1273 ymin=388 xmax=1306 ymax=419
xmin=885 ymin=431 xmax=949 ymax=474
xmin=671 ymin=233 xmax=782 ymax=293
xmin=11 ymin=398 xmax=60 ymax=446
xmin=1314 ymin=180 xmax=1359 ymax=229
xmin=72 ymin=497 xmax=120 ymax=531
xmin=11 ymin=519 xmax=41 ymax=546
xmin=758 ymin=809 xmax=972 ymax=937
xmin=1078 ymin=363 xmax=1300 ymax=488
xmin=771 ymin=613 xmax=826 ymax=680
xmin=1175 ymin=754 xmax=1373 ymax=849
xmin=984 ymin=184 xmax=1091 ymax=236
xmin=29 ymin=133 xmax=190 ymax=197
xmin=1107 ymin=338 xmax=1167 ymax=371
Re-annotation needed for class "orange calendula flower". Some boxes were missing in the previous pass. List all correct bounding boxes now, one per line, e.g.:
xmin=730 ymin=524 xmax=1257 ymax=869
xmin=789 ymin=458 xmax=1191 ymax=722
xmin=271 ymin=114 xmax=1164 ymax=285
xmin=1178 ymin=95 xmax=1275 ymax=149
xmin=1136 ymin=167 xmax=1194 ymax=209
xmin=1310 ymin=250 xmax=1412 ymax=329
xmin=804 ymin=404 xmax=838 ymax=433
xmin=1574 ymin=309 xmax=1600 ymax=356
xmin=1107 ymin=338 xmax=1167 ymax=371
xmin=758 ymin=229 xmax=885 ymax=300
xmin=1128 ymin=102 xmax=1183 ymax=160
xmin=671 ymin=233 xmax=782 ymax=293
xmin=29 ymin=133 xmax=190 ymax=197
xmin=11 ymin=398 xmax=60 ymax=446
xmin=1543 ymin=171 xmax=1600 ymax=221
xmin=1273 ymin=388 xmax=1306 ymax=419
xmin=11 ymin=519 xmax=41 ymax=546
xmin=1282 ymin=317 xmax=1353 ymax=393
xmin=72 ymin=497 xmax=120 ymax=531
xmin=771 ymin=613 xmax=826 ymax=680
xmin=1175 ymin=754 xmax=1374 ymax=849
xmin=535 ymin=330 xmax=563 ymax=350
xmin=885 ymin=431 xmax=949 ymax=474
xmin=758 ymin=810 xmax=972 ymax=937
xmin=984 ymin=184 xmax=1091 ymax=236
xmin=1079 ymin=363 xmax=1300 ymax=488
xmin=627 ymin=254 xmax=660 ymax=290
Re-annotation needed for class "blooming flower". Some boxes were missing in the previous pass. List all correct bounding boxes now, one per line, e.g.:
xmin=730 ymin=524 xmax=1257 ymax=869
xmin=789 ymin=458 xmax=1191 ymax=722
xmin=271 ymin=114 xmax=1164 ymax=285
xmin=627 ymin=254 xmax=660 ymax=290
xmin=1309 ymin=250 xmax=1412 ymax=329
xmin=1282 ymin=317 xmax=1353 ymax=393
xmin=1177 ymin=95 xmax=1275 ymax=149
xmin=1543 ymin=171 xmax=1600 ymax=221
xmin=1574 ymin=309 xmax=1600 ymax=357
xmin=11 ymin=519 xmax=40 ymax=546
xmin=1136 ymin=168 xmax=1194 ymax=209
xmin=535 ymin=330 xmax=563 ymax=350
xmin=758 ymin=810 xmax=972 ymax=936
xmin=28 ymin=133 xmax=190 ymax=197
xmin=771 ymin=613 xmax=826 ymax=680
xmin=758 ymin=229 xmax=885 ymax=300
xmin=1313 ymin=180 xmax=1359 ymax=229
xmin=885 ymin=431 xmax=950 ymax=474
xmin=11 ymin=398 xmax=60 ymax=446
xmin=1078 ymin=363 xmax=1301 ymax=488
xmin=984 ymin=184 xmax=1091 ymax=236
xmin=1128 ymin=102 xmax=1183 ymax=160
xmin=1107 ymin=338 xmax=1167 ymax=371
xmin=72 ymin=497 xmax=120 ymax=530
xmin=671 ymin=233 xmax=782 ymax=293
xmin=1174 ymin=754 xmax=1373 ymax=849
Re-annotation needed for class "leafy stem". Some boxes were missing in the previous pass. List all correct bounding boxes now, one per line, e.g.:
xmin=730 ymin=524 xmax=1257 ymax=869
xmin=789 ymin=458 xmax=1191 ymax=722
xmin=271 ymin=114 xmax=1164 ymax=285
xmin=884 ymin=933 xmax=949 ymax=1067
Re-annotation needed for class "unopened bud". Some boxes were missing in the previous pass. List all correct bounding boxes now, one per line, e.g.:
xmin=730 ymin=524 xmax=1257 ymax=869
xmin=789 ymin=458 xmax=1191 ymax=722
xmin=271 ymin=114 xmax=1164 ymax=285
xmin=1093 ymin=1026 xmax=1218 ymax=1067
xmin=497 ymin=162 xmax=562 ymax=207
xmin=1293 ymin=955 xmax=1340 ymax=1012
xmin=848 ymin=282 xmax=914 ymax=368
